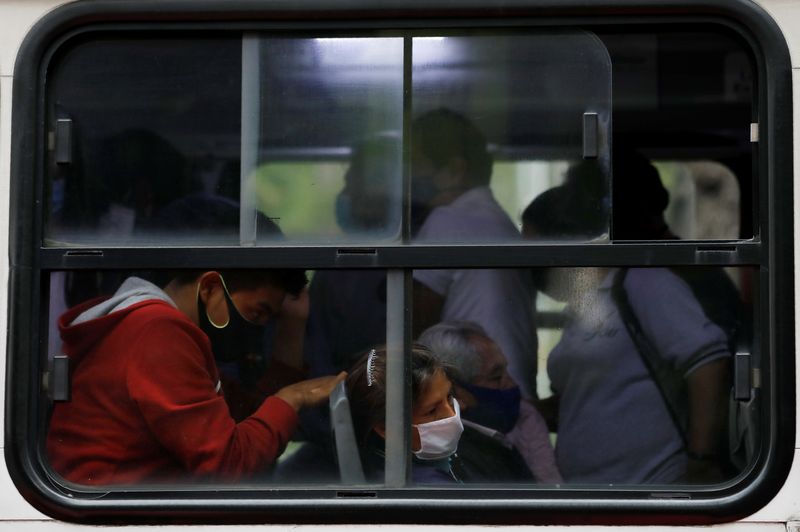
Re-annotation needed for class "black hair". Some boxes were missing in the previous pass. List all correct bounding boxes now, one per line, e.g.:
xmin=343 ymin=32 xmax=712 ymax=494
xmin=612 ymin=148 xmax=671 ymax=239
xmin=522 ymin=186 xmax=607 ymax=240
xmin=345 ymin=345 xmax=453 ymax=444
xmin=411 ymin=108 xmax=493 ymax=187
xmin=144 ymin=193 xmax=306 ymax=295
xmin=165 ymin=269 xmax=307 ymax=297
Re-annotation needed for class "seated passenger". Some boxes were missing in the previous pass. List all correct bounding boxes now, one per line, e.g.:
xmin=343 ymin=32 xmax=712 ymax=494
xmin=419 ymin=321 xmax=562 ymax=483
xmin=151 ymin=193 xmax=310 ymax=422
xmin=346 ymin=346 xmax=463 ymax=484
xmin=46 ymin=269 xmax=346 ymax=485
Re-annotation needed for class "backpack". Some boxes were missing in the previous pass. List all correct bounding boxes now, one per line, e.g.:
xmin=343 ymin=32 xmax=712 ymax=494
xmin=611 ymin=267 xmax=757 ymax=476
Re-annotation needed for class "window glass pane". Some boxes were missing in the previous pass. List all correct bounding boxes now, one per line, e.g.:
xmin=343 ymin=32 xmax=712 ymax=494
xmin=657 ymin=160 xmax=741 ymax=240
xmin=45 ymin=38 xmax=244 ymax=246
xmin=412 ymin=265 xmax=757 ymax=486
xmin=411 ymin=32 xmax=612 ymax=242
xmin=600 ymin=30 xmax=754 ymax=240
xmin=251 ymin=37 xmax=404 ymax=243
xmin=44 ymin=269 xmax=389 ymax=487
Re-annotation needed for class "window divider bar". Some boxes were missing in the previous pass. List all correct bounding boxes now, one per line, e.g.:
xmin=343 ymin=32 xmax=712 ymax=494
xmin=402 ymin=36 xmax=412 ymax=244
xmin=240 ymin=33 xmax=260 ymax=247
xmin=384 ymin=269 xmax=411 ymax=487
xmin=38 ymin=242 xmax=765 ymax=270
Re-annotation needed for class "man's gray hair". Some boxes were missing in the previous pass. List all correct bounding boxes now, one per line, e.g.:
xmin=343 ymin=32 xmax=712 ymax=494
xmin=417 ymin=321 xmax=488 ymax=382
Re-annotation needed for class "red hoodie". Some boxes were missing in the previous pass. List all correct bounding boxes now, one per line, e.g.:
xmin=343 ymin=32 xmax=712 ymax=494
xmin=46 ymin=297 xmax=298 ymax=485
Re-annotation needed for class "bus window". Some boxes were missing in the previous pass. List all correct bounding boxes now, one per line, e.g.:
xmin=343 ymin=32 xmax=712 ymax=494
xmin=7 ymin=1 xmax=792 ymax=523
xmin=44 ymin=268 xmax=388 ymax=487
xmin=411 ymin=32 xmax=611 ymax=241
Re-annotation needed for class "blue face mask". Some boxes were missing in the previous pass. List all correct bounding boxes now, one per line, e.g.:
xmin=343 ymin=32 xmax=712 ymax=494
xmin=459 ymin=382 xmax=521 ymax=434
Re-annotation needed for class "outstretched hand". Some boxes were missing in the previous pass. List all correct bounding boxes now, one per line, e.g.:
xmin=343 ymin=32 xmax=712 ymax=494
xmin=274 ymin=371 xmax=347 ymax=412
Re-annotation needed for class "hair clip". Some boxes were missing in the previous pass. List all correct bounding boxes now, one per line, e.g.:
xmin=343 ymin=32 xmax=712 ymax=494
xmin=366 ymin=349 xmax=377 ymax=387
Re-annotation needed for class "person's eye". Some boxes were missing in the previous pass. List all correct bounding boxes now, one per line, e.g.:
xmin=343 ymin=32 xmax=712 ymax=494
xmin=250 ymin=311 xmax=270 ymax=325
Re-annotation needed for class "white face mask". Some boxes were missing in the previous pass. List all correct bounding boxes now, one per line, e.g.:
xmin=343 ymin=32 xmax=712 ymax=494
xmin=412 ymin=399 xmax=464 ymax=461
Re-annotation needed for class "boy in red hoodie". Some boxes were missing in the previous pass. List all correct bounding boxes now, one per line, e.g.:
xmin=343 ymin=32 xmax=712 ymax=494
xmin=46 ymin=269 xmax=346 ymax=485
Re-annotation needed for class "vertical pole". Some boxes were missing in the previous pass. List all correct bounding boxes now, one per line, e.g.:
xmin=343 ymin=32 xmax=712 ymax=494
xmin=383 ymin=36 xmax=414 ymax=488
xmin=384 ymin=269 xmax=411 ymax=487
xmin=240 ymin=33 xmax=260 ymax=246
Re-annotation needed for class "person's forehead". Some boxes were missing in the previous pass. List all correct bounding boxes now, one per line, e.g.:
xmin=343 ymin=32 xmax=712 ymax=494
xmin=470 ymin=334 xmax=506 ymax=366
xmin=417 ymin=370 xmax=451 ymax=407
xmin=235 ymin=284 xmax=285 ymax=304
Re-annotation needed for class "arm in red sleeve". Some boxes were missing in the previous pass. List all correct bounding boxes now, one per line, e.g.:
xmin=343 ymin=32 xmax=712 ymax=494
xmin=126 ymin=316 xmax=298 ymax=480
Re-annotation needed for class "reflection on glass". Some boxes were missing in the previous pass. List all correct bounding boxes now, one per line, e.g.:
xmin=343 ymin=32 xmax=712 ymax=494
xmin=411 ymin=33 xmax=612 ymax=242
xmin=44 ymin=268 xmax=382 ymax=487
xmin=254 ymin=37 xmax=404 ymax=243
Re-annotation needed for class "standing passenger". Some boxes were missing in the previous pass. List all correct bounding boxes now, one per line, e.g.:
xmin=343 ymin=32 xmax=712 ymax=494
xmin=411 ymin=108 xmax=538 ymax=399
xmin=522 ymin=181 xmax=731 ymax=484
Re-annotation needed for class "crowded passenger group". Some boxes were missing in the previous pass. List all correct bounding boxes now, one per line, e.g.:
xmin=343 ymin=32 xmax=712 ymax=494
xmin=45 ymin=108 xmax=738 ymax=487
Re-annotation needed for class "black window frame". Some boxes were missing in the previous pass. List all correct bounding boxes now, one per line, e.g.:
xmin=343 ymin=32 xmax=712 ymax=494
xmin=5 ymin=0 xmax=794 ymax=524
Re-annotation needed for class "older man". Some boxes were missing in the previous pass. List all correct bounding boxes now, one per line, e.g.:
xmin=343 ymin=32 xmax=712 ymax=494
xmin=419 ymin=321 xmax=561 ymax=483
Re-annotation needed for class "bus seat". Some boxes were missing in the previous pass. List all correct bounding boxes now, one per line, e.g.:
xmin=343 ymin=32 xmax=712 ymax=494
xmin=329 ymin=380 xmax=366 ymax=484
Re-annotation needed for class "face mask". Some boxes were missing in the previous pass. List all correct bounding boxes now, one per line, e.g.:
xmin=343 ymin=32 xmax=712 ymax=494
xmin=460 ymin=383 xmax=521 ymax=434
xmin=412 ymin=399 xmax=464 ymax=461
xmin=197 ymin=276 xmax=265 ymax=363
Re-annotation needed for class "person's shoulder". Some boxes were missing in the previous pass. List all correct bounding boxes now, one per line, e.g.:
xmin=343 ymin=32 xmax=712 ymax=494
xmin=417 ymin=204 xmax=457 ymax=235
xmin=623 ymin=267 xmax=685 ymax=291
xmin=122 ymin=299 xmax=189 ymax=323
xmin=119 ymin=300 xmax=201 ymax=343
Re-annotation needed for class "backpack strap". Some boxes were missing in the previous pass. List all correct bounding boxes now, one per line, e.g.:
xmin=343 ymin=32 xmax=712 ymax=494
xmin=610 ymin=268 xmax=689 ymax=446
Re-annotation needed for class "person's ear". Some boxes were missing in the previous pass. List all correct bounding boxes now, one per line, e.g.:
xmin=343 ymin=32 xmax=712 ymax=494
xmin=454 ymin=383 xmax=476 ymax=410
xmin=197 ymin=271 xmax=229 ymax=326
xmin=433 ymin=157 xmax=467 ymax=190
xmin=443 ymin=157 xmax=468 ymax=188
xmin=197 ymin=271 xmax=223 ymax=305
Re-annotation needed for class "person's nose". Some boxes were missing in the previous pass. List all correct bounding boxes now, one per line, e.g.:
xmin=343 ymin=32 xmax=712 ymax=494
xmin=500 ymin=372 xmax=516 ymax=390
xmin=442 ymin=398 xmax=456 ymax=418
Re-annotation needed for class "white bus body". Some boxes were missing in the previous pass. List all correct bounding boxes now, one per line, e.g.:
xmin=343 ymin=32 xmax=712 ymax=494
xmin=1 ymin=0 xmax=798 ymax=529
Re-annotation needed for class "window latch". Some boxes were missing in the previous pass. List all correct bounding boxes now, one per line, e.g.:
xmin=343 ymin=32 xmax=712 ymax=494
xmin=54 ymin=118 xmax=73 ymax=165
xmin=44 ymin=355 xmax=70 ymax=402
xmin=582 ymin=112 xmax=599 ymax=159
xmin=733 ymin=351 xmax=752 ymax=401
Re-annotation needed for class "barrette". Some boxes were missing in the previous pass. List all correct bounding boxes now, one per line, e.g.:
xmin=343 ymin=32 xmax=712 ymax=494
xmin=366 ymin=349 xmax=377 ymax=387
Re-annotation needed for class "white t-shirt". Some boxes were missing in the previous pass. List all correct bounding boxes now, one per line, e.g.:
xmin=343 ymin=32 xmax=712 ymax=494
xmin=414 ymin=186 xmax=538 ymax=399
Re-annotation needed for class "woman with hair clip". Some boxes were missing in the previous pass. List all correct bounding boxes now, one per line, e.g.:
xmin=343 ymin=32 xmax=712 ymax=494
xmin=346 ymin=346 xmax=464 ymax=484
